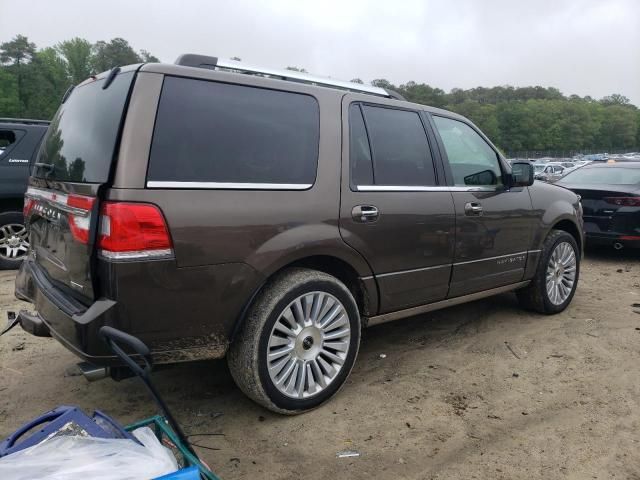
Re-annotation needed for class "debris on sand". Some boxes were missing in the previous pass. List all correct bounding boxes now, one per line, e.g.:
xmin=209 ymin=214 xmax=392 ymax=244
xmin=504 ymin=341 xmax=521 ymax=359
xmin=336 ymin=450 xmax=361 ymax=458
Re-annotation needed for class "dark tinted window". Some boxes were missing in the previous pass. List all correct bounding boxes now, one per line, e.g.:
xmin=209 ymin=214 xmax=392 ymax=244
xmin=148 ymin=77 xmax=319 ymax=186
xmin=349 ymin=104 xmax=373 ymax=186
xmin=361 ymin=105 xmax=436 ymax=186
xmin=0 ymin=130 xmax=16 ymax=154
xmin=433 ymin=116 xmax=502 ymax=187
xmin=35 ymin=72 xmax=134 ymax=182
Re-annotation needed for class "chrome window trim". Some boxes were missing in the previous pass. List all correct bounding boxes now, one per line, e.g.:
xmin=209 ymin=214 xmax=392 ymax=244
xmin=146 ymin=181 xmax=313 ymax=190
xmin=355 ymin=185 xmax=498 ymax=193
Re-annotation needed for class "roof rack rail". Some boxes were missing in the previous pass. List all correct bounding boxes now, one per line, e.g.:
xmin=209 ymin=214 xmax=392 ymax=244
xmin=174 ymin=54 xmax=392 ymax=98
xmin=0 ymin=118 xmax=50 ymax=125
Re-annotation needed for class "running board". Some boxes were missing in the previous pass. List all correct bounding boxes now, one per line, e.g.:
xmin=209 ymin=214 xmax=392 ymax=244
xmin=365 ymin=281 xmax=530 ymax=327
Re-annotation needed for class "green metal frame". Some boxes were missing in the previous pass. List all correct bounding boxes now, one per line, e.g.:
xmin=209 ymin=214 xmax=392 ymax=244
xmin=126 ymin=415 xmax=220 ymax=480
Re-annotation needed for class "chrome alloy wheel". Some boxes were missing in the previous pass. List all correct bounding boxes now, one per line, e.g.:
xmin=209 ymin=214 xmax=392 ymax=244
xmin=267 ymin=291 xmax=351 ymax=399
xmin=0 ymin=223 xmax=29 ymax=260
xmin=546 ymin=241 xmax=577 ymax=305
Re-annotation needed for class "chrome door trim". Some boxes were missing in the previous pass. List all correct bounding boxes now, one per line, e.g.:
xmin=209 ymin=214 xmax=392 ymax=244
xmin=365 ymin=281 xmax=530 ymax=327
xmin=375 ymin=263 xmax=451 ymax=278
xmin=453 ymin=251 xmax=528 ymax=266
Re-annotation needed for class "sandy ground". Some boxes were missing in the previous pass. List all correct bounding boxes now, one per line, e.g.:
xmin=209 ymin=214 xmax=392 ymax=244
xmin=1 ymin=247 xmax=639 ymax=479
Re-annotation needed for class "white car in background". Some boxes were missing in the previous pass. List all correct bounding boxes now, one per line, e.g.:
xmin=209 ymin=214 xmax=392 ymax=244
xmin=534 ymin=162 xmax=567 ymax=182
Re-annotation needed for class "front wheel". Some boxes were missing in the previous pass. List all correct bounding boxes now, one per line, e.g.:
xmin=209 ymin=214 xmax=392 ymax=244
xmin=228 ymin=268 xmax=361 ymax=414
xmin=517 ymin=229 xmax=580 ymax=314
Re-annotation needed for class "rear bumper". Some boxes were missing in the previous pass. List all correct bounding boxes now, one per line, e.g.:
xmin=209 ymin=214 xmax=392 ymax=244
xmin=14 ymin=258 xmax=232 ymax=365
xmin=585 ymin=232 xmax=640 ymax=248
xmin=15 ymin=259 xmax=121 ymax=364
xmin=584 ymin=220 xmax=640 ymax=249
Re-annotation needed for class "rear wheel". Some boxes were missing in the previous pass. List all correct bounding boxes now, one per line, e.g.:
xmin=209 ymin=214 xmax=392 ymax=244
xmin=0 ymin=211 xmax=29 ymax=270
xmin=517 ymin=229 xmax=579 ymax=314
xmin=228 ymin=268 xmax=361 ymax=414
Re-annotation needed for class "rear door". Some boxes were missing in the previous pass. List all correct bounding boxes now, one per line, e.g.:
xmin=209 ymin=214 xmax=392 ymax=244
xmin=339 ymin=96 xmax=455 ymax=314
xmin=429 ymin=114 xmax=535 ymax=297
xmin=25 ymin=70 xmax=136 ymax=303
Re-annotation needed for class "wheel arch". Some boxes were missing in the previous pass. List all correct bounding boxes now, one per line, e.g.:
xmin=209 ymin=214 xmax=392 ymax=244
xmin=0 ymin=197 xmax=25 ymax=215
xmin=551 ymin=218 xmax=583 ymax=254
xmin=230 ymin=253 xmax=378 ymax=343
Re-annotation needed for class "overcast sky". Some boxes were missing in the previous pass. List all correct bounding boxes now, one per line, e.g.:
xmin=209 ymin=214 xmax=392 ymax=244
xmin=2 ymin=0 xmax=639 ymax=105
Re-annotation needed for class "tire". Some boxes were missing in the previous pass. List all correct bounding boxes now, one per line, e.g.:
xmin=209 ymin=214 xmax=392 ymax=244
xmin=228 ymin=268 xmax=361 ymax=414
xmin=0 ymin=211 xmax=29 ymax=270
xmin=517 ymin=229 xmax=580 ymax=314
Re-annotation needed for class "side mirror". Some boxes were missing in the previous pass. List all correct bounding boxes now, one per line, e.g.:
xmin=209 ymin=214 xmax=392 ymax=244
xmin=509 ymin=162 xmax=534 ymax=187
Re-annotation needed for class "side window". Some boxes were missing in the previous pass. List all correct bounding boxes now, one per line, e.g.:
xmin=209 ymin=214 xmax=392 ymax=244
xmin=148 ymin=77 xmax=320 ymax=187
xmin=432 ymin=116 xmax=502 ymax=187
xmin=360 ymin=105 xmax=436 ymax=186
xmin=349 ymin=104 xmax=374 ymax=186
xmin=0 ymin=130 xmax=18 ymax=158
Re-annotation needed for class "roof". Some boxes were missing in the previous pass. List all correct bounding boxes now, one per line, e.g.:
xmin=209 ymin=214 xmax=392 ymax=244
xmin=583 ymin=161 xmax=640 ymax=169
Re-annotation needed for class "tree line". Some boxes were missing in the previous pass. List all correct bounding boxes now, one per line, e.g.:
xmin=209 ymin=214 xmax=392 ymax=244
xmin=365 ymin=80 xmax=639 ymax=156
xmin=1 ymin=35 xmax=638 ymax=156
xmin=0 ymin=35 xmax=158 ymax=121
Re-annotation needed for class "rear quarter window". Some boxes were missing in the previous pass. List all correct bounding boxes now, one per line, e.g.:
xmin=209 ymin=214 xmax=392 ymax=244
xmin=147 ymin=77 xmax=320 ymax=188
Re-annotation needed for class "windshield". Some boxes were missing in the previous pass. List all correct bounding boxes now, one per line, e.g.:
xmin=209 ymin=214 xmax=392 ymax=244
xmin=534 ymin=165 xmax=545 ymax=172
xmin=560 ymin=167 xmax=640 ymax=185
xmin=34 ymin=71 xmax=134 ymax=183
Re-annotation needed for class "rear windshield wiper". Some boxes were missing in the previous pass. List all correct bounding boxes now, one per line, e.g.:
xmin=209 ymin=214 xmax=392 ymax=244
xmin=34 ymin=162 xmax=54 ymax=171
xmin=33 ymin=162 xmax=55 ymax=177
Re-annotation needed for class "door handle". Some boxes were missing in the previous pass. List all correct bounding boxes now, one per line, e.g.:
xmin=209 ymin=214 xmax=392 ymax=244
xmin=352 ymin=205 xmax=379 ymax=223
xmin=464 ymin=202 xmax=484 ymax=216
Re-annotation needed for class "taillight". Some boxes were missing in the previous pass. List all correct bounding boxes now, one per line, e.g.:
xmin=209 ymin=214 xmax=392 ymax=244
xmin=98 ymin=202 xmax=173 ymax=260
xmin=23 ymin=197 xmax=35 ymax=218
xmin=67 ymin=194 xmax=95 ymax=244
xmin=604 ymin=197 xmax=640 ymax=207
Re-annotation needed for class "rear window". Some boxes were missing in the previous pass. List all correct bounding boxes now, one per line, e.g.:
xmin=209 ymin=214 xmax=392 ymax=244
xmin=560 ymin=167 xmax=640 ymax=185
xmin=147 ymin=77 xmax=319 ymax=187
xmin=34 ymin=71 xmax=134 ymax=183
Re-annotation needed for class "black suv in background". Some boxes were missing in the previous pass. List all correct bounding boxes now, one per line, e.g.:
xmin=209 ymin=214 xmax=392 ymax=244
xmin=0 ymin=119 xmax=49 ymax=269
xmin=14 ymin=57 xmax=583 ymax=413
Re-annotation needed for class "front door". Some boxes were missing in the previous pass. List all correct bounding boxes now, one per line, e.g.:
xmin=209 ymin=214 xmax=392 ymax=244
xmin=429 ymin=114 xmax=535 ymax=298
xmin=339 ymin=96 xmax=456 ymax=314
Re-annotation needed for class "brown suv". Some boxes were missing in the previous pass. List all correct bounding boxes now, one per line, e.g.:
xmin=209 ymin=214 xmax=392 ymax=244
xmin=13 ymin=55 xmax=584 ymax=413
